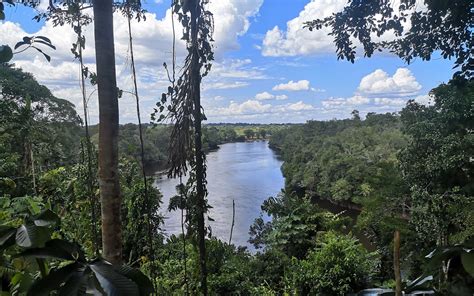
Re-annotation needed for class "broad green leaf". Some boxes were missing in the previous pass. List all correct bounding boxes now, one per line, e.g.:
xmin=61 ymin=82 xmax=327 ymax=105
xmin=27 ymin=198 xmax=41 ymax=215
xmin=11 ymin=272 xmax=33 ymax=294
xmin=17 ymin=239 xmax=85 ymax=261
xmin=405 ymin=275 xmax=433 ymax=292
xmin=34 ymin=209 xmax=60 ymax=227
xmin=15 ymin=224 xmax=50 ymax=248
xmin=14 ymin=41 xmax=29 ymax=50
xmin=32 ymin=46 xmax=51 ymax=62
xmin=115 ymin=265 xmax=154 ymax=296
xmin=0 ymin=226 xmax=16 ymax=247
xmin=425 ymin=246 xmax=463 ymax=270
xmin=27 ymin=262 xmax=81 ymax=296
xmin=0 ymin=45 xmax=13 ymax=63
xmin=32 ymin=39 xmax=56 ymax=50
xmin=58 ymin=269 xmax=89 ymax=296
xmin=461 ymin=251 xmax=474 ymax=278
xmin=34 ymin=36 xmax=52 ymax=43
xmin=90 ymin=261 xmax=140 ymax=296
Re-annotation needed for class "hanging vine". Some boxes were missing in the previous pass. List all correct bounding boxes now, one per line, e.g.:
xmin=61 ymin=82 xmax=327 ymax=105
xmin=120 ymin=1 xmax=162 ymax=290
xmin=38 ymin=1 xmax=102 ymax=254
xmin=153 ymin=0 xmax=214 ymax=294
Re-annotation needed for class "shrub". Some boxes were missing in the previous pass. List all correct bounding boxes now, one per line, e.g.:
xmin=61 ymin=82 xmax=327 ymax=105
xmin=291 ymin=231 xmax=378 ymax=295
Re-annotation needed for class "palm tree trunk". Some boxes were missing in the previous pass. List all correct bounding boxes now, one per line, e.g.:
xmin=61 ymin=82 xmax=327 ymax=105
xmin=93 ymin=0 xmax=122 ymax=264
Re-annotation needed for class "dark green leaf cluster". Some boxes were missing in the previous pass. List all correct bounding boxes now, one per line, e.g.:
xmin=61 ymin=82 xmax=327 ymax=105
xmin=305 ymin=0 xmax=473 ymax=80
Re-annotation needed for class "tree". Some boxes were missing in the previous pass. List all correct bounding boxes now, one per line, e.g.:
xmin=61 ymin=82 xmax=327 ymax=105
xmin=305 ymin=0 xmax=473 ymax=80
xmin=154 ymin=0 xmax=215 ymax=293
xmin=93 ymin=0 xmax=122 ymax=264
xmin=291 ymin=232 xmax=378 ymax=295
xmin=0 ymin=65 xmax=82 ymax=196
xmin=399 ymin=80 xmax=474 ymax=247
xmin=244 ymin=129 xmax=255 ymax=139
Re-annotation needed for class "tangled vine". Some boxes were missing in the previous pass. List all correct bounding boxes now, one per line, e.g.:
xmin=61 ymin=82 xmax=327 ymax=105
xmin=152 ymin=0 xmax=214 ymax=293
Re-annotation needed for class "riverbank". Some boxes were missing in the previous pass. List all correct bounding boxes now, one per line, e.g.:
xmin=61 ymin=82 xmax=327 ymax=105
xmin=154 ymin=141 xmax=284 ymax=247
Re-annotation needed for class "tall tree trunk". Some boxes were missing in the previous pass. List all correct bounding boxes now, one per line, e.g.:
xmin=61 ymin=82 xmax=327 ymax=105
xmin=190 ymin=2 xmax=207 ymax=294
xmin=394 ymin=230 xmax=402 ymax=296
xmin=93 ymin=0 xmax=122 ymax=264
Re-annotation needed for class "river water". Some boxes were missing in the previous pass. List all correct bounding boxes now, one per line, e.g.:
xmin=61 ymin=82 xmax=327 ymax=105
xmin=154 ymin=141 xmax=284 ymax=247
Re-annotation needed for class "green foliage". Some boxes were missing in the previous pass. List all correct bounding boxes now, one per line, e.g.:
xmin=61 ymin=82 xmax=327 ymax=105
xmin=18 ymin=239 xmax=154 ymax=296
xmin=0 ymin=65 xmax=82 ymax=196
xmin=0 ymin=45 xmax=13 ymax=63
xmin=37 ymin=162 xmax=100 ymax=255
xmin=112 ymin=124 xmax=172 ymax=173
xmin=250 ymin=192 xmax=351 ymax=258
xmin=305 ymin=0 xmax=473 ymax=79
xmin=202 ymin=125 xmax=242 ymax=150
xmin=150 ymin=236 xmax=256 ymax=295
xmin=120 ymin=158 xmax=164 ymax=264
xmin=289 ymin=232 xmax=379 ymax=295
xmin=400 ymin=81 xmax=474 ymax=246
xmin=269 ymin=112 xmax=406 ymax=205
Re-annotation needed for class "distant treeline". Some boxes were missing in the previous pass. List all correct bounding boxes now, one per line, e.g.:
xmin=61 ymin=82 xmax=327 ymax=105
xmin=266 ymin=81 xmax=473 ymax=285
xmin=88 ymin=123 xmax=289 ymax=174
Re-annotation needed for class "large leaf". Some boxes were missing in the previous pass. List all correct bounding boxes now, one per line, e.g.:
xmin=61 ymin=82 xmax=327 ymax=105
xmin=32 ymin=39 xmax=56 ymax=50
xmin=58 ymin=269 xmax=89 ymax=296
xmin=425 ymin=245 xmax=464 ymax=270
xmin=405 ymin=275 xmax=434 ymax=293
xmin=461 ymin=251 xmax=474 ymax=278
xmin=26 ymin=262 xmax=81 ymax=296
xmin=115 ymin=265 xmax=154 ymax=296
xmin=14 ymin=41 xmax=28 ymax=50
xmin=0 ymin=225 xmax=16 ymax=248
xmin=0 ymin=45 xmax=13 ymax=63
xmin=15 ymin=224 xmax=50 ymax=248
xmin=32 ymin=46 xmax=51 ymax=62
xmin=90 ymin=261 xmax=140 ymax=296
xmin=17 ymin=239 xmax=85 ymax=261
xmin=33 ymin=209 xmax=60 ymax=227
xmin=34 ymin=36 xmax=52 ymax=44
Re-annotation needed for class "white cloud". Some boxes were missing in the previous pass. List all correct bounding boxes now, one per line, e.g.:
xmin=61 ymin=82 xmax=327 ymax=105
xmin=287 ymin=100 xmax=313 ymax=111
xmin=210 ymin=0 xmax=264 ymax=54
xmin=254 ymin=92 xmax=288 ymax=101
xmin=262 ymin=0 xmax=346 ymax=56
xmin=208 ymin=100 xmax=272 ymax=116
xmin=373 ymin=97 xmax=406 ymax=106
xmin=357 ymin=68 xmax=422 ymax=97
xmin=206 ymin=99 xmax=314 ymax=118
xmin=203 ymin=59 xmax=267 ymax=91
xmin=347 ymin=95 xmax=371 ymax=105
xmin=322 ymin=95 xmax=370 ymax=108
xmin=255 ymin=91 xmax=274 ymax=100
xmin=261 ymin=0 xmax=426 ymax=57
xmin=203 ymin=81 xmax=249 ymax=90
xmin=273 ymin=80 xmax=310 ymax=91
xmin=0 ymin=0 xmax=265 ymax=123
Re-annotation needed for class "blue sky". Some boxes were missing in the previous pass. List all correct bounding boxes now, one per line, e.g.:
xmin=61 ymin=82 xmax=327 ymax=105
xmin=1 ymin=0 xmax=455 ymax=123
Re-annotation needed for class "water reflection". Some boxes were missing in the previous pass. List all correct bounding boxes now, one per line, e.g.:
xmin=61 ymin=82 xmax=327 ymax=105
xmin=154 ymin=141 xmax=285 ymax=247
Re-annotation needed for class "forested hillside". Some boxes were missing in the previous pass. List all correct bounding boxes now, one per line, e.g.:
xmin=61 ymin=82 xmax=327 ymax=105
xmin=263 ymin=80 xmax=474 ymax=292
xmin=1 ymin=0 xmax=473 ymax=295
xmin=1 ymin=63 xmax=473 ymax=295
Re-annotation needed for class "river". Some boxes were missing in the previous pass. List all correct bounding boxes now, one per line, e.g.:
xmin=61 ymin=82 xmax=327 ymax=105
xmin=154 ymin=141 xmax=285 ymax=247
